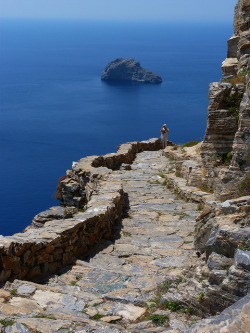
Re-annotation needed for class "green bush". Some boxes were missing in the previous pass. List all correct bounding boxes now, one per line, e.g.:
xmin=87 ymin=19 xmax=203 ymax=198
xmin=149 ymin=314 xmax=169 ymax=326
xmin=181 ymin=141 xmax=199 ymax=148
xmin=238 ymin=175 xmax=250 ymax=197
xmin=165 ymin=301 xmax=180 ymax=311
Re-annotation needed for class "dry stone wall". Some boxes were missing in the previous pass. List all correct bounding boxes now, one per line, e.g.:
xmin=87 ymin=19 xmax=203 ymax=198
xmin=0 ymin=139 xmax=162 ymax=284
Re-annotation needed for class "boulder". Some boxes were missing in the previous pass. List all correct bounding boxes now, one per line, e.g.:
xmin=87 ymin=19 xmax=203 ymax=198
xmin=234 ymin=249 xmax=250 ymax=270
xmin=101 ymin=58 xmax=162 ymax=83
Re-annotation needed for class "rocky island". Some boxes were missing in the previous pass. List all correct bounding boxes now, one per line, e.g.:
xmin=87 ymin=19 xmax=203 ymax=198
xmin=0 ymin=1 xmax=249 ymax=332
xmin=101 ymin=58 xmax=163 ymax=83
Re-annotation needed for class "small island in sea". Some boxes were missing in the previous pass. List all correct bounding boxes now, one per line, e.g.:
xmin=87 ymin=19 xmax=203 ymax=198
xmin=101 ymin=58 xmax=162 ymax=83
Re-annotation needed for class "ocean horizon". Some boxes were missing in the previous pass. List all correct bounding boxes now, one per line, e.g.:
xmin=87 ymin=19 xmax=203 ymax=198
xmin=0 ymin=19 xmax=232 ymax=235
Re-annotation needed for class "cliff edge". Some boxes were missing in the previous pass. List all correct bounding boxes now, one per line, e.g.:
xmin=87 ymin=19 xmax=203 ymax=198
xmin=200 ymin=0 xmax=250 ymax=200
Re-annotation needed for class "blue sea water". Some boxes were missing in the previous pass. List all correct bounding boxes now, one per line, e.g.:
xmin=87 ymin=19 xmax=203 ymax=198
xmin=0 ymin=19 xmax=232 ymax=235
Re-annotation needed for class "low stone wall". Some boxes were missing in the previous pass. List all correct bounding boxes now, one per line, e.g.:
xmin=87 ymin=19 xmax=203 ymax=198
xmin=0 ymin=178 xmax=123 ymax=283
xmin=0 ymin=138 xmax=162 ymax=284
xmin=58 ymin=138 xmax=162 ymax=209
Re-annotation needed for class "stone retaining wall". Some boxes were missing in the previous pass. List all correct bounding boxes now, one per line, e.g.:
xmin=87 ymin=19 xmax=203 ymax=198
xmin=59 ymin=138 xmax=163 ymax=208
xmin=0 ymin=138 xmax=162 ymax=284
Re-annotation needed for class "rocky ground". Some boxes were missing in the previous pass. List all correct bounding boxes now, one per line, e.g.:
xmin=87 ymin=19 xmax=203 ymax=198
xmin=0 ymin=151 xmax=206 ymax=333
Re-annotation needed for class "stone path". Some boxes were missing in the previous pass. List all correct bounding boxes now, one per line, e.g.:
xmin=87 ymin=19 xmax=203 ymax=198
xmin=0 ymin=151 xmax=202 ymax=333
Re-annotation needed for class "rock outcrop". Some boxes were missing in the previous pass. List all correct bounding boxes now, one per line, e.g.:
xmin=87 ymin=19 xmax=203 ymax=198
xmin=199 ymin=0 xmax=250 ymax=200
xmin=101 ymin=58 xmax=162 ymax=83
xmin=183 ymin=294 xmax=250 ymax=333
xmin=163 ymin=142 xmax=250 ymax=316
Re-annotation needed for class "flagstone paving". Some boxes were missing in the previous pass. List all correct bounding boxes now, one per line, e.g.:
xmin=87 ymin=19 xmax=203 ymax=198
xmin=0 ymin=151 xmax=202 ymax=332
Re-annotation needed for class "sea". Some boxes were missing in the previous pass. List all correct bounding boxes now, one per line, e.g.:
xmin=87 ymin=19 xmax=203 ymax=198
xmin=0 ymin=19 xmax=232 ymax=236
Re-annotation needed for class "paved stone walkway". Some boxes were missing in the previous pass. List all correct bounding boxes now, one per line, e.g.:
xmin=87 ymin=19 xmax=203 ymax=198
xmin=1 ymin=151 xmax=201 ymax=333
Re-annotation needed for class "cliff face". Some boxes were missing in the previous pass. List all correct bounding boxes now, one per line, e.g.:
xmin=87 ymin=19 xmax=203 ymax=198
xmin=200 ymin=0 xmax=250 ymax=200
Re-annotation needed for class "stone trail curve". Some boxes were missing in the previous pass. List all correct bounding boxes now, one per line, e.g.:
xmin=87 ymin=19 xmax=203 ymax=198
xmin=1 ymin=151 xmax=201 ymax=333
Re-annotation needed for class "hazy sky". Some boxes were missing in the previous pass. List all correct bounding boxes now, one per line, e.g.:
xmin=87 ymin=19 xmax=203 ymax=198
xmin=0 ymin=0 xmax=237 ymax=22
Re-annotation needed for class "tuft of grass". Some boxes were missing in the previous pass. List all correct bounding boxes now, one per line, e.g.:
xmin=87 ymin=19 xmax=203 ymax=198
xmin=197 ymin=203 xmax=203 ymax=211
xmin=122 ymin=231 xmax=132 ymax=237
xmin=165 ymin=301 xmax=180 ymax=311
xmin=92 ymin=302 xmax=100 ymax=307
xmin=237 ymin=175 xmax=250 ymax=197
xmin=196 ymin=292 xmax=205 ymax=302
xmin=216 ymin=151 xmax=233 ymax=166
xmin=0 ymin=319 xmax=15 ymax=327
xmin=199 ymin=184 xmax=213 ymax=194
xmin=149 ymin=314 xmax=169 ymax=326
xmin=173 ymin=212 xmax=190 ymax=219
xmin=222 ymin=69 xmax=247 ymax=86
xmin=181 ymin=306 xmax=191 ymax=314
xmin=35 ymin=314 xmax=57 ymax=320
xmin=181 ymin=141 xmax=199 ymax=148
xmin=70 ymin=280 xmax=78 ymax=286
xmin=75 ymin=274 xmax=83 ymax=281
xmin=238 ymin=241 xmax=250 ymax=251
xmin=158 ymin=173 xmax=166 ymax=178
xmin=10 ymin=289 xmax=18 ymax=296
xmin=92 ymin=313 xmax=103 ymax=320
xmin=176 ymin=170 xmax=182 ymax=178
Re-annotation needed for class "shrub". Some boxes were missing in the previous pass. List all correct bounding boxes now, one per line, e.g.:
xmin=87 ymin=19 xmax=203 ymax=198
xmin=10 ymin=289 xmax=17 ymax=296
xmin=215 ymin=152 xmax=232 ymax=166
xmin=222 ymin=69 xmax=247 ymax=86
xmin=165 ymin=301 xmax=180 ymax=311
xmin=181 ymin=141 xmax=199 ymax=148
xmin=196 ymin=292 xmax=205 ymax=302
xmin=0 ymin=319 xmax=15 ymax=327
xmin=92 ymin=314 xmax=103 ymax=320
xmin=238 ymin=175 xmax=250 ymax=197
xmin=149 ymin=314 xmax=169 ymax=326
xmin=70 ymin=280 xmax=77 ymax=286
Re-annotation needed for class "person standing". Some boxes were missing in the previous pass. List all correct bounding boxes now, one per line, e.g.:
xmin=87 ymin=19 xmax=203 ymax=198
xmin=160 ymin=124 xmax=169 ymax=149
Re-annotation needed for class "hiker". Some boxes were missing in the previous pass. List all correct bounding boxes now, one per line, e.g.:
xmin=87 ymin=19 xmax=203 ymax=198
xmin=160 ymin=124 xmax=169 ymax=149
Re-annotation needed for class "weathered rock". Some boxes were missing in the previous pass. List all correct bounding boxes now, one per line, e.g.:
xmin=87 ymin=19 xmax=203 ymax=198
xmin=221 ymin=57 xmax=239 ymax=75
xmin=183 ymin=293 xmax=250 ymax=333
xmin=205 ymin=225 xmax=250 ymax=257
xmin=207 ymin=252 xmax=234 ymax=271
xmin=31 ymin=206 xmax=78 ymax=228
xmin=199 ymin=0 xmax=250 ymax=200
xmin=101 ymin=58 xmax=162 ymax=83
xmin=0 ymin=297 xmax=42 ymax=315
xmin=4 ymin=323 xmax=30 ymax=333
xmin=17 ymin=284 xmax=37 ymax=296
xmin=209 ymin=269 xmax=227 ymax=285
xmin=227 ymin=35 xmax=240 ymax=58
xmin=234 ymin=249 xmax=250 ymax=270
